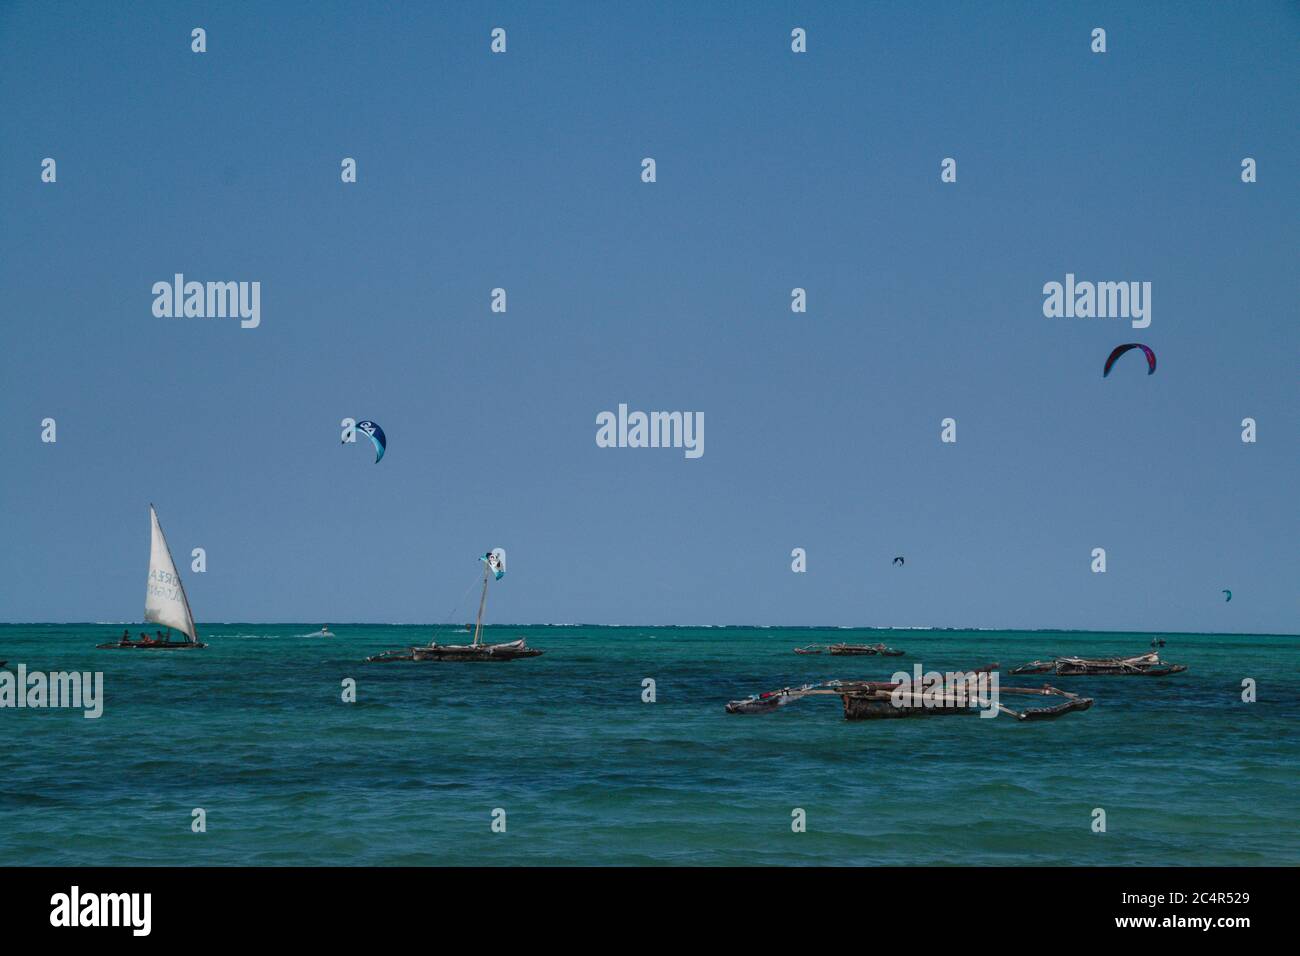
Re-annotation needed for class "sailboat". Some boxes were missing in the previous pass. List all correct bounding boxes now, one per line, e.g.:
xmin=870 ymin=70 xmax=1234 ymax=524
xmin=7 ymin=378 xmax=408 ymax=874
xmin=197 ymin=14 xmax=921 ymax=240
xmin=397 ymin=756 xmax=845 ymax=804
xmin=366 ymin=548 xmax=541 ymax=662
xmin=97 ymin=505 xmax=206 ymax=650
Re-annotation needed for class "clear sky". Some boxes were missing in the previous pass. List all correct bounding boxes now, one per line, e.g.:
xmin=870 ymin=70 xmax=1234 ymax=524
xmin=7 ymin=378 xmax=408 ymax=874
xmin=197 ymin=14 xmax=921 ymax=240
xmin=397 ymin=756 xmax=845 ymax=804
xmin=1 ymin=1 xmax=1296 ymax=631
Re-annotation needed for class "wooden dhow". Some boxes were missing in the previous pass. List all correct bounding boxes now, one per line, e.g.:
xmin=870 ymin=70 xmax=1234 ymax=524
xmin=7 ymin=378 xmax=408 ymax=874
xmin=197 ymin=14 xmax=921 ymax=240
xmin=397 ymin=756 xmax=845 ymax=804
xmin=793 ymin=642 xmax=905 ymax=656
xmin=726 ymin=664 xmax=1093 ymax=722
xmin=833 ymin=679 xmax=1093 ymax=721
xmin=365 ymin=548 xmax=541 ymax=663
xmin=1010 ymin=650 xmax=1186 ymax=677
xmin=97 ymin=505 xmax=207 ymax=650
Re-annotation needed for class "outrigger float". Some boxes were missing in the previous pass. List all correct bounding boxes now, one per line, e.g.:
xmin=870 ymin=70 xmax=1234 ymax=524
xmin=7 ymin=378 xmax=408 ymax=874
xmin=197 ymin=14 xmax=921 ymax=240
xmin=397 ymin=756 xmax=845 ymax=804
xmin=794 ymin=642 xmax=904 ymax=656
xmin=366 ymin=548 xmax=542 ymax=663
xmin=726 ymin=665 xmax=1093 ymax=721
xmin=1010 ymin=651 xmax=1186 ymax=677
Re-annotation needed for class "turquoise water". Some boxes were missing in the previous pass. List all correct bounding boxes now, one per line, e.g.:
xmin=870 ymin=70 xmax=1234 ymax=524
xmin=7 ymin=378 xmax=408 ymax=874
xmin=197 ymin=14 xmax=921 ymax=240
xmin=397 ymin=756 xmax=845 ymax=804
xmin=1 ymin=624 xmax=1296 ymax=866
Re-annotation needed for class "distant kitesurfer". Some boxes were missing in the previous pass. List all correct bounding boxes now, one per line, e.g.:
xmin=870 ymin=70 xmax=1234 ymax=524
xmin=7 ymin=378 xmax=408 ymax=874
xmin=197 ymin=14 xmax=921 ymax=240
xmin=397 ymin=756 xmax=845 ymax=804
xmin=1103 ymin=343 xmax=1157 ymax=378
xmin=893 ymin=556 xmax=905 ymax=566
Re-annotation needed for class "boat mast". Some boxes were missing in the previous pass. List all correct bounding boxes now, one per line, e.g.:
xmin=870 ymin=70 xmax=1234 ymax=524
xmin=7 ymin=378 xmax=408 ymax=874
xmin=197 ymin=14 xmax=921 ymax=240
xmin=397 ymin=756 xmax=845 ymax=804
xmin=471 ymin=560 xmax=490 ymax=646
xmin=172 ymin=545 xmax=199 ymax=645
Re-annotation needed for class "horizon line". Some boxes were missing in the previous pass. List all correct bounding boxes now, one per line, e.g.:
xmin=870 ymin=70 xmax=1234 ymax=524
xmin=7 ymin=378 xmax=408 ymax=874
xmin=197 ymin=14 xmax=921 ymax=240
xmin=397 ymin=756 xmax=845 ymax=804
xmin=3 ymin=622 xmax=1297 ymax=638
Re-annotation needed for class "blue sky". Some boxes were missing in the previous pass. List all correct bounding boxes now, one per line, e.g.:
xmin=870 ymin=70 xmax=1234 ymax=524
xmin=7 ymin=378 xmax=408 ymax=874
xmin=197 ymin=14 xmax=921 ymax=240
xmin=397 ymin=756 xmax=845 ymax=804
xmin=1 ymin=1 xmax=1296 ymax=631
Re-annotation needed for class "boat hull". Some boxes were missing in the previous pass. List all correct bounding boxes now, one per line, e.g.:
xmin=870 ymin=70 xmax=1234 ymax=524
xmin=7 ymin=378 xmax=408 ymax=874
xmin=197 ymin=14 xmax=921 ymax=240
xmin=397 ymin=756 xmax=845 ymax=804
xmin=411 ymin=642 xmax=542 ymax=661
xmin=1013 ymin=663 xmax=1186 ymax=676
xmin=1010 ymin=653 xmax=1186 ymax=676
xmin=366 ymin=638 xmax=542 ymax=663
xmin=841 ymin=695 xmax=974 ymax=719
xmin=96 ymin=642 xmax=208 ymax=650
xmin=840 ymin=691 xmax=1094 ymax=721
xmin=828 ymin=643 xmax=904 ymax=656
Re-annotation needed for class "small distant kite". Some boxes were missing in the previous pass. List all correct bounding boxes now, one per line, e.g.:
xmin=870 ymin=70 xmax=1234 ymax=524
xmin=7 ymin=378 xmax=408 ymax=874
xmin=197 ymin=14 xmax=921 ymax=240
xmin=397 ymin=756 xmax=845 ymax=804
xmin=1222 ymin=589 xmax=1232 ymax=602
xmin=346 ymin=420 xmax=387 ymax=463
xmin=1103 ymin=343 xmax=1156 ymax=377
xmin=893 ymin=556 xmax=905 ymax=566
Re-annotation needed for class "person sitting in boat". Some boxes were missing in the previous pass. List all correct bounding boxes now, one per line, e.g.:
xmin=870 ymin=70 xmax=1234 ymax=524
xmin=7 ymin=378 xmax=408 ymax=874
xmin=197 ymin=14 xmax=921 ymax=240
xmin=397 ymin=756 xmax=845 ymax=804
xmin=120 ymin=629 xmax=132 ymax=646
xmin=139 ymin=632 xmax=153 ymax=645
xmin=156 ymin=630 xmax=167 ymax=644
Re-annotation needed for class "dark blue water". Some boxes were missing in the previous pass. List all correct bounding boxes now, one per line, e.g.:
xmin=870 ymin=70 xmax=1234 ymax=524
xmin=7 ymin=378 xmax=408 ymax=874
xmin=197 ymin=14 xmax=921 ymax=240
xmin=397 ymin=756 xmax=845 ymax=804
xmin=1 ymin=624 xmax=1295 ymax=865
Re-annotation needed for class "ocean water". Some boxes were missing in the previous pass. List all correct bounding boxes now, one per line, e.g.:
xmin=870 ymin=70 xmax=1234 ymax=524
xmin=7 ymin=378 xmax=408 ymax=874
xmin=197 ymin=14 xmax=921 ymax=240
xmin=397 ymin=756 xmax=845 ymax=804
xmin=1 ymin=624 xmax=1296 ymax=866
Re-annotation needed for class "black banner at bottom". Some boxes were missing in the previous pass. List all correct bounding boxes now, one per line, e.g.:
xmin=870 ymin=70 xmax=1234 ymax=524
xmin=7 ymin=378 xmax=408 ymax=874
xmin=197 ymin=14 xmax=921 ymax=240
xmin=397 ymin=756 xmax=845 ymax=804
xmin=1 ymin=866 xmax=1279 ymax=940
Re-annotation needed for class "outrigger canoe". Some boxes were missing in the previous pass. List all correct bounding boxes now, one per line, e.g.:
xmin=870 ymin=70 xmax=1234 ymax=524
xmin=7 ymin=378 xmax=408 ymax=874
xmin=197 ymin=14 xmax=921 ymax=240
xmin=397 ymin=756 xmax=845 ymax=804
xmin=726 ymin=664 xmax=1093 ymax=722
xmin=368 ymin=638 xmax=541 ymax=663
xmin=364 ymin=549 xmax=542 ymax=664
xmin=1010 ymin=651 xmax=1186 ymax=676
xmin=794 ymin=642 xmax=904 ymax=656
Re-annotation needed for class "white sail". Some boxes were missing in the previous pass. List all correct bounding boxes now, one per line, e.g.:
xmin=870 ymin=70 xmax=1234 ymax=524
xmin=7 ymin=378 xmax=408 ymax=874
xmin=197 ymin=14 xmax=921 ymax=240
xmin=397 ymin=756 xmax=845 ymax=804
xmin=143 ymin=505 xmax=197 ymax=642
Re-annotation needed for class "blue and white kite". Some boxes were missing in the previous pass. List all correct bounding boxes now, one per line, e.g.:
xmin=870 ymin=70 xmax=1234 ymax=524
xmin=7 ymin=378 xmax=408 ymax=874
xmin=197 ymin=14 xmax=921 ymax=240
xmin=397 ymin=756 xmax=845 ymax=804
xmin=347 ymin=420 xmax=387 ymax=463
xmin=482 ymin=548 xmax=506 ymax=580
